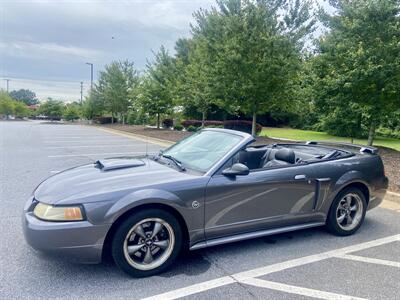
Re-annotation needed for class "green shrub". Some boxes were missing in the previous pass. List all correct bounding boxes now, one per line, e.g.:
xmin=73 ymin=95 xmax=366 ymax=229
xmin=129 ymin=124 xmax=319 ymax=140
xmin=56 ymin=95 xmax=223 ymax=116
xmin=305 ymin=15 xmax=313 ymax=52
xmin=162 ymin=118 xmax=173 ymax=128
xmin=224 ymin=120 xmax=262 ymax=135
xmin=174 ymin=124 xmax=183 ymax=131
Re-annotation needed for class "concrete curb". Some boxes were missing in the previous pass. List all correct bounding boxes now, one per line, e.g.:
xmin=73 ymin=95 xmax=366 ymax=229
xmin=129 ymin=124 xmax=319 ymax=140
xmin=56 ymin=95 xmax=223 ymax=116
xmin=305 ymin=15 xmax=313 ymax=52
xmin=91 ymin=126 xmax=174 ymax=148
xmin=385 ymin=191 xmax=400 ymax=205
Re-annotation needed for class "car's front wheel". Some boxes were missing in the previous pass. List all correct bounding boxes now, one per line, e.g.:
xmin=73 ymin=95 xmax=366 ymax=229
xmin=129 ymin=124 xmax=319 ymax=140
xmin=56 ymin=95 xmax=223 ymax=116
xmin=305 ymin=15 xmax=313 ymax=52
xmin=326 ymin=187 xmax=367 ymax=236
xmin=112 ymin=209 xmax=182 ymax=277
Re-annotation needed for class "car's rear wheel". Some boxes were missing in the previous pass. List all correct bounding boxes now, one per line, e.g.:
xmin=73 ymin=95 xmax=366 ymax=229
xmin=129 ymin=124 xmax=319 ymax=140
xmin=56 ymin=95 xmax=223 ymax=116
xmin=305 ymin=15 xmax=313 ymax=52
xmin=112 ymin=209 xmax=182 ymax=277
xmin=326 ymin=187 xmax=367 ymax=236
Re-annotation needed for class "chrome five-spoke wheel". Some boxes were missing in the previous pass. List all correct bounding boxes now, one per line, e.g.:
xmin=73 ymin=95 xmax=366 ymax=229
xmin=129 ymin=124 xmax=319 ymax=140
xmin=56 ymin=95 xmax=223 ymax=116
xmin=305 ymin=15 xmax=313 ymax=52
xmin=123 ymin=218 xmax=175 ymax=271
xmin=112 ymin=209 xmax=182 ymax=277
xmin=327 ymin=187 xmax=367 ymax=236
xmin=336 ymin=193 xmax=363 ymax=231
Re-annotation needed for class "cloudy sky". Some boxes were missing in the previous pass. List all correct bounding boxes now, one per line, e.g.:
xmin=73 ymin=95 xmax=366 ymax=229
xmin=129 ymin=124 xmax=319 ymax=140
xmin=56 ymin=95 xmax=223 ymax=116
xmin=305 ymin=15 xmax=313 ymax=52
xmin=1 ymin=0 xmax=329 ymax=102
xmin=0 ymin=0 xmax=215 ymax=101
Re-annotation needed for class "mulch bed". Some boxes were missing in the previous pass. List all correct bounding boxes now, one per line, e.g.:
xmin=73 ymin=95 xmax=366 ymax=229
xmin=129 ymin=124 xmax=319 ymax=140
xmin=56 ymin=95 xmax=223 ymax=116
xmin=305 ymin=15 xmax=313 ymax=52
xmin=99 ymin=124 xmax=400 ymax=193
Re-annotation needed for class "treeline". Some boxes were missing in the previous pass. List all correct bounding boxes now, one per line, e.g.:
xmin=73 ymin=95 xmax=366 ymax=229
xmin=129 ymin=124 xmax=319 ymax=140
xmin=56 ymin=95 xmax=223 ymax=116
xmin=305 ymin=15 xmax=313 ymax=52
xmin=85 ymin=1 xmax=399 ymax=145
xmin=0 ymin=90 xmax=82 ymax=122
xmin=0 ymin=91 xmax=31 ymax=118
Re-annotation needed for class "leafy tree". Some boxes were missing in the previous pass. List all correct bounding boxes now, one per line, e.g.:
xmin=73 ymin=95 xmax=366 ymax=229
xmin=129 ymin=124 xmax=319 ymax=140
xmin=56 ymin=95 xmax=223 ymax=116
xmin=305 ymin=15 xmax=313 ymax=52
xmin=139 ymin=47 xmax=176 ymax=128
xmin=63 ymin=103 xmax=81 ymax=121
xmin=94 ymin=60 xmax=138 ymax=123
xmin=314 ymin=0 xmax=400 ymax=145
xmin=9 ymin=89 xmax=38 ymax=105
xmin=38 ymin=99 xmax=64 ymax=120
xmin=191 ymin=0 xmax=315 ymax=135
xmin=13 ymin=101 xmax=30 ymax=118
xmin=176 ymin=38 xmax=217 ymax=127
xmin=82 ymin=92 xmax=105 ymax=120
xmin=0 ymin=91 xmax=15 ymax=117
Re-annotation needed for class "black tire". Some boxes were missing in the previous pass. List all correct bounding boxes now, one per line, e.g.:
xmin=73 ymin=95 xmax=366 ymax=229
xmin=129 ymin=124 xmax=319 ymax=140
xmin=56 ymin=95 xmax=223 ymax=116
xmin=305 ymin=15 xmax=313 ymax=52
xmin=112 ymin=209 xmax=182 ymax=277
xmin=326 ymin=187 xmax=367 ymax=236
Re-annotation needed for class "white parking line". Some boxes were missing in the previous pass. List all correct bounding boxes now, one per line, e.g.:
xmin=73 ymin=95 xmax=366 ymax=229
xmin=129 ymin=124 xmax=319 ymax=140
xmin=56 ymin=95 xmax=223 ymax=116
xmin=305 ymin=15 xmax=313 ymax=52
xmin=44 ymin=140 xmax=136 ymax=144
xmin=339 ymin=254 xmax=400 ymax=268
xmin=48 ymin=151 xmax=149 ymax=158
xmin=142 ymin=277 xmax=236 ymax=300
xmin=239 ymin=278 xmax=367 ymax=300
xmin=44 ymin=136 xmax=111 ymax=139
xmin=45 ymin=144 xmax=145 ymax=149
xmin=144 ymin=234 xmax=400 ymax=300
xmin=233 ymin=233 xmax=400 ymax=279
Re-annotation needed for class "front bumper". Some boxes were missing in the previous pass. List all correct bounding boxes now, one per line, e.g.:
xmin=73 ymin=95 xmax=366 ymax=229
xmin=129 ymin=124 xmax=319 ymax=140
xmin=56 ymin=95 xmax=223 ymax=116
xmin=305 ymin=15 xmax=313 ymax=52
xmin=22 ymin=199 xmax=111 ymax=264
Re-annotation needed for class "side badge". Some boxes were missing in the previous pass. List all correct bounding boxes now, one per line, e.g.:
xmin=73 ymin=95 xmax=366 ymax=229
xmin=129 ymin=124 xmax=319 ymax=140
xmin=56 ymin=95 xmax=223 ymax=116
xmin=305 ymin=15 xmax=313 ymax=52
xmin=192 ymin=201 xmax=200 ymax=209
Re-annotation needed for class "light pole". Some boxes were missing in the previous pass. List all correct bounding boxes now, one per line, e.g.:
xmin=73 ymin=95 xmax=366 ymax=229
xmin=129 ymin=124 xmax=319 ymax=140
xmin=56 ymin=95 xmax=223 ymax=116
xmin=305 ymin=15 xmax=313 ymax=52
xmin=3 ymin=79 xmax=10 ymax=93
xmin=80 ymin=81 xmax=83 ymax=104
xmin=86 ymin=62 xmax=93 ymax=92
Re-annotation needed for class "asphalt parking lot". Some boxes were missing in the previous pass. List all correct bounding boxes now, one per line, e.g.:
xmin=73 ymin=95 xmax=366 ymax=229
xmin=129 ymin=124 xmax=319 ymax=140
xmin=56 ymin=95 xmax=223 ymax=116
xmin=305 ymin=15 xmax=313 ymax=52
xmin=1 ymin=120 xmax=399 ymax=300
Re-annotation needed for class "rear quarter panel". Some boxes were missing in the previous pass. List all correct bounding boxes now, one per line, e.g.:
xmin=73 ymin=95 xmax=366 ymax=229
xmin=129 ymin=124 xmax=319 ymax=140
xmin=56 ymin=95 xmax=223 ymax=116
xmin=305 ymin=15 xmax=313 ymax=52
xmin=313 ymin=154 xmax=387 ymax=216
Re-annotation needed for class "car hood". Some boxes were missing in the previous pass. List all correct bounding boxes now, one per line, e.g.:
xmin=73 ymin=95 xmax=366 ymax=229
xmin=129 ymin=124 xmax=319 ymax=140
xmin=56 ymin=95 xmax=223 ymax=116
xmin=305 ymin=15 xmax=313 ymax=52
xmin=34 ymin=157 xmax=195 ymax=205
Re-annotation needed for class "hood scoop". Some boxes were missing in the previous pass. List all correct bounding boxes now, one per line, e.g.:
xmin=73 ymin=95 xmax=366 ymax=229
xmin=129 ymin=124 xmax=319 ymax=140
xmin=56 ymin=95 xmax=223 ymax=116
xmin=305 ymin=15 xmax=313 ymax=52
xmin=95 ymin=158 xmax=145 ymax=171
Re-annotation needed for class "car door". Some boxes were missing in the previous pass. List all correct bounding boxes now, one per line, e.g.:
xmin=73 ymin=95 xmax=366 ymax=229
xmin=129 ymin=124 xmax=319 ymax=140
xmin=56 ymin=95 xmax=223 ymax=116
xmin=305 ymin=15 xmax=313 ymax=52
xmin=204 ymin=163 xmax=318 ymax=240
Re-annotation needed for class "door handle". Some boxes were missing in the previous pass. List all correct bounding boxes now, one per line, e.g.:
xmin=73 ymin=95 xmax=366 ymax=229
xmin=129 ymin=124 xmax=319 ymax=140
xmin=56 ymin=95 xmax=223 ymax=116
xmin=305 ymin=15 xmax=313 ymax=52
xmin=294 ymin=174 xmax=307 ymax=180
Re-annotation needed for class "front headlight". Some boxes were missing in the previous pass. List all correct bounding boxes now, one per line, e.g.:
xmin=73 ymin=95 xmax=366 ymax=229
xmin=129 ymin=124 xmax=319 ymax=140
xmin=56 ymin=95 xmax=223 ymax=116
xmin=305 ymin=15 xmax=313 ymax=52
xmin=33 ymin=203 xmax=84 ymax=221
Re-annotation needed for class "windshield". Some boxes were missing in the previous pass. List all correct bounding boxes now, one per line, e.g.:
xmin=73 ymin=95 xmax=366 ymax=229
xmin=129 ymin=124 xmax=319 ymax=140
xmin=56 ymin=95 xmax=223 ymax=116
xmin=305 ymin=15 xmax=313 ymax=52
xmin=162 ymin=130 xmax=243 ymax=172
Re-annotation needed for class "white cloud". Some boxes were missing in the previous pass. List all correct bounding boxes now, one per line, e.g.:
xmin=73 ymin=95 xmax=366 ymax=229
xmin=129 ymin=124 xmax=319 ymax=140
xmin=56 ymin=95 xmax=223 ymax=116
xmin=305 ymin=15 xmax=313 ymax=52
xmin=0 ymin=41 xmax=104 ymax=61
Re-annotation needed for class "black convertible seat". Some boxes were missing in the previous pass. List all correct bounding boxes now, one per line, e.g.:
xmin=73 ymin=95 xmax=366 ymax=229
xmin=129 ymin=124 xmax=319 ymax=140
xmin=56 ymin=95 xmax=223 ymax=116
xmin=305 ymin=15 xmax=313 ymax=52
xmin=238 ymin=147 xmax=267 ymax=169
xmin=264 ymin=148 xmax=295 ymax=168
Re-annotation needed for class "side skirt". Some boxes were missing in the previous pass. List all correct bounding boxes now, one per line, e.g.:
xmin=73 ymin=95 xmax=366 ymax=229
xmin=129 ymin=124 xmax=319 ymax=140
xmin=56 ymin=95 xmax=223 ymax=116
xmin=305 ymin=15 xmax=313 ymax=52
xmin=189 ymin=222 xmax=325 ymax=251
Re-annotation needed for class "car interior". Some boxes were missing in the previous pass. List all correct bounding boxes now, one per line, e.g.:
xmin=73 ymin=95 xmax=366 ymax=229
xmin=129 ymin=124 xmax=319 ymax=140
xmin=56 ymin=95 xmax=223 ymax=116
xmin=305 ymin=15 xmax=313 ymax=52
xmin=232 ymin=144 xmax=351 ymax=171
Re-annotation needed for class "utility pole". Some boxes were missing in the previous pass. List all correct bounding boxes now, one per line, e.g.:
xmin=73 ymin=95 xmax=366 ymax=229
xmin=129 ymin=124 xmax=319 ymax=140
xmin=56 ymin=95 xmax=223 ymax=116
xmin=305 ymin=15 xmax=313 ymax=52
xmin=86 ymin=62 xmax=93 ymax=92
xmin=3 ymin=79 xmax=10 ymax=93
xmin=80 ymin=81 xmax=83 ymax=104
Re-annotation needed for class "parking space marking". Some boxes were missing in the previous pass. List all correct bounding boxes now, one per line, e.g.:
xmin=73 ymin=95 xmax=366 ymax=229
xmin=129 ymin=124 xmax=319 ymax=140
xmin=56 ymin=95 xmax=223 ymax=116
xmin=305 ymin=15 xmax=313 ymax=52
xmin=142 ymin=277 xmax=236 ymax=300
xmin=338 ymin=254 xmax=400 ymax=268
xmin=45 ymin=144 xmax=147 ymax=149
xmin=48 ymin=151 xmax=150 ymax=158
xmin=145 ymin=234 xmax=399 ymax=300
xmin=233 ymin=233 xmax=400 ymax=280
xmin=44 ymin=139 xmax=132 ymax=143
xmin=239 ymin=278 xmax=367 ymax=300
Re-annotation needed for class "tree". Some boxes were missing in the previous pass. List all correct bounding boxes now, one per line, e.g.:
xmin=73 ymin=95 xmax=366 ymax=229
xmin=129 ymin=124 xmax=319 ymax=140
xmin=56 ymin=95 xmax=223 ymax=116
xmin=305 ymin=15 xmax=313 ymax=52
xmin=174 ymin=38 xmax=217 ymax=127
xmin=63 ymin=103 xmax=81 ymax=121
xmin=9 ymin=89 xmax=38 ymax=105
xmin=38 ymin=99 xmax=64 ymax=120
xmin=13 ymin=101 xmax=30 ymax=118
xmin=82 ymin=92 xmax=105 ymax=120
xmin=140 ymin=47 xmax=176 ymax=128
xmin=191 ymin=0 xmax=315 ymax=135
xmin=314 ymin=0 xmax=400 ymax=145
xmin=94 ymin=60 xmax=138 ymax=124
xmin=0 ymin=91 xmax=15 ymax=118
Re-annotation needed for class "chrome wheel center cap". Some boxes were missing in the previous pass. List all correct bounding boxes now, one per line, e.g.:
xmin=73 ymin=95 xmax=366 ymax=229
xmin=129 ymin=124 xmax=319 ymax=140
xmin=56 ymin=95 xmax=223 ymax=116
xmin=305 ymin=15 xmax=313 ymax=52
xmin=145 ymin=239 xmax=153 ymax=246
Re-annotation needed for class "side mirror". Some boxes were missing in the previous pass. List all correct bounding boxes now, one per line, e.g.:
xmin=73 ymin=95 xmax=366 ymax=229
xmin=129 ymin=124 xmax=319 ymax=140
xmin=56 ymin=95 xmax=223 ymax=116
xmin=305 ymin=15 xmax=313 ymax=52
xmin=222 ymin=163 xmax=250 ymax=177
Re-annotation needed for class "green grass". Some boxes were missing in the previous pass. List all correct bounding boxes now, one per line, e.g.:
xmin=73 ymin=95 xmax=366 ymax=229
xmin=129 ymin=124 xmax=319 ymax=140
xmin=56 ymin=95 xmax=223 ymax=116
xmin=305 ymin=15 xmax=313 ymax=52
xmin=261 ymin=127 xmax=400 ymax=151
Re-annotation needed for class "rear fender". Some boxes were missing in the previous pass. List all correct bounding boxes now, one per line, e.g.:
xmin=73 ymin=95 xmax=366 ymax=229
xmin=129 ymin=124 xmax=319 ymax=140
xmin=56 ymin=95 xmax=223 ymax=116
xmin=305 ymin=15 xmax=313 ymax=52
xmin=320 ymin=171 xmax=370 ymax=214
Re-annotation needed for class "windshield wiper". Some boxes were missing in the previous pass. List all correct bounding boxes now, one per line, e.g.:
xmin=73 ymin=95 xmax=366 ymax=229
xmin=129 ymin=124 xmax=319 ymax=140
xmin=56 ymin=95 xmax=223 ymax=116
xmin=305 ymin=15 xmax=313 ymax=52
xmin=160 ymin=154 xmax=186 ymax=171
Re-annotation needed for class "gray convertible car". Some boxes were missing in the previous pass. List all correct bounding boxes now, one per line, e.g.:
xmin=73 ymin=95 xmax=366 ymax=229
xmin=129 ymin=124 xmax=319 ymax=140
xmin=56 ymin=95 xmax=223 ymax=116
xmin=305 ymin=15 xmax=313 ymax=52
xmin=23 ymin=128 xmax=388 ymax=277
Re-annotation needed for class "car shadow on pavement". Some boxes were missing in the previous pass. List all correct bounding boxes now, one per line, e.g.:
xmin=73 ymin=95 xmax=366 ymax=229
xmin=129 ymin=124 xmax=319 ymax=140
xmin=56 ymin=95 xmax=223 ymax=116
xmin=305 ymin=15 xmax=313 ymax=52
xmin=28 ymin=214 xmax=387 ymax=282
xmin=160 ymin=251 xmax=212 ymax=277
